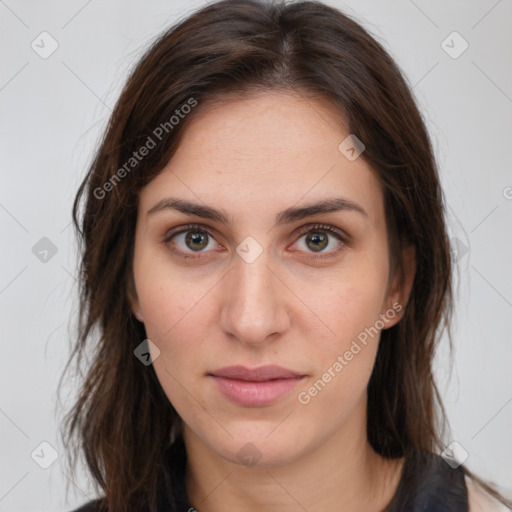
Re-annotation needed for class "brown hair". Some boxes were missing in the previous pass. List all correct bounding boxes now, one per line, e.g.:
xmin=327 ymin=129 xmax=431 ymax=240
xmin=58 ymin=1 xmax=510 ymax=511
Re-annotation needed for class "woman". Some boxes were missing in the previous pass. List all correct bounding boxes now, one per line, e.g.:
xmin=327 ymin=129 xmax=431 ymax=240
xmin=60 ymin=1 xmax=511 ymax=511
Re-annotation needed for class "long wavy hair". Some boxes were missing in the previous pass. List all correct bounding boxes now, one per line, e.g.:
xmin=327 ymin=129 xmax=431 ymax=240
xmin=58 ymin=1 xmax=509 ymax=511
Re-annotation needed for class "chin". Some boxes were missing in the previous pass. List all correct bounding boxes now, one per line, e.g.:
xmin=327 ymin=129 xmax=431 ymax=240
xmin=201 ymin=422 xmax=313 ymax=469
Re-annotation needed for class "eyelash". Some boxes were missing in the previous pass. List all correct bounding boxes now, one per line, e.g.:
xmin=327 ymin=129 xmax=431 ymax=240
xmin=161 ymin=223 xmax=349 ymax=261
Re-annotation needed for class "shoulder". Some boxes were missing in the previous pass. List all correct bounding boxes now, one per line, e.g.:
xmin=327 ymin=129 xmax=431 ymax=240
xmin=385 ymin=451 xmax=467 ymax=511
xmin=465 ymin=475 xmax=511 ymax=512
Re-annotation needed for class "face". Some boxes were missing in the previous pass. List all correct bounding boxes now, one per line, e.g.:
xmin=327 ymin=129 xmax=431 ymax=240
xmin=130 ymin=91 xmax=413 ymax=467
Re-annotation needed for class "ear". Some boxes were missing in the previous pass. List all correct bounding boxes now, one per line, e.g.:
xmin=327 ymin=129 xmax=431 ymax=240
xmin=127 ymin=271 xmax=144 ymax=323
xmin=381 ymin=244 xmax=416 ymax=329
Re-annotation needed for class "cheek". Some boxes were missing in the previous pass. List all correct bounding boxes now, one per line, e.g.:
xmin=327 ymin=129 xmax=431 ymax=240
xmin=138 ymin=283 xmax=209 ymax=379
xmin=296 ymin=291 xmax=384 ymax=424
xmin=136 ymin=273 xmax=211 ymax=415
xmin=134 ymin=240 xmax=203 ymax=339
xmin=301 ymin=260 xmax=388 ymax=396
xmin=316 ymin=264 xmax=388 ymax=349
xmin=315 ymin=290 xmax=382 ymax=384
xmin=133 ymin=245 xmax=216 ymax=385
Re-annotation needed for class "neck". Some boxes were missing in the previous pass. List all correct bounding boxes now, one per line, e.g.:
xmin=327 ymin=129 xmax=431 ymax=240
xmin=183 ymin=403 xmax=404 ymax=512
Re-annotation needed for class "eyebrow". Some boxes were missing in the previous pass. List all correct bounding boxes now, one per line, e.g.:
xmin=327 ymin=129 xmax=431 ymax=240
xmin=147 ymin=196 xmax=367 ymax=225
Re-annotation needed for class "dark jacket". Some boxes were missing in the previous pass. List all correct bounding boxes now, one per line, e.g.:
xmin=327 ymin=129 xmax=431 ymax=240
xmin=70 ymin=435 xmax=468 ymax=511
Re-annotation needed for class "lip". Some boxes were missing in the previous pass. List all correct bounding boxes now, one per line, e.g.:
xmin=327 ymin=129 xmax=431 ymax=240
xmin=209 ymin=365 xmax=304 ymax=381
xmin=208 ymin=365 xmax=306 ymax=407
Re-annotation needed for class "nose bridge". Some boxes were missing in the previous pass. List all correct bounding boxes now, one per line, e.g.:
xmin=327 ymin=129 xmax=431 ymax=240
xmin=220 ymin=243 xmax=289 ymax=345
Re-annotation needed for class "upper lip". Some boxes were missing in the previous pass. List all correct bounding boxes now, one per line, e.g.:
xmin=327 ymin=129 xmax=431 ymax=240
xmin=209 ymin=365 xmax=305 ymax=381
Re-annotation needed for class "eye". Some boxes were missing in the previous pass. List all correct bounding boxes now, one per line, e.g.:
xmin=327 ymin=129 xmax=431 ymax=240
xmin=292 ymin=223 xmax=348 ymax=259
xmin=162 ymin=224 xmax=221 ymax=259
xmin=162 ymin=223 xmax=349 ymax=261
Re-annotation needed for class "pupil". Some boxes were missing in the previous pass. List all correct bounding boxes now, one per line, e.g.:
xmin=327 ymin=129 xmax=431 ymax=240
xmin=308 ymin=232 xmax=327 ymax=252
xmin=186 ymin=231 xmax=207 ymax=251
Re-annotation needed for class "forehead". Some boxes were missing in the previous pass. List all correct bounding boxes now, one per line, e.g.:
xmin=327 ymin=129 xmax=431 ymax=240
xmin=171 ymin=91 xmax=349 ymax=172
xmin=139 ymin=91 xmax=383 ymax=224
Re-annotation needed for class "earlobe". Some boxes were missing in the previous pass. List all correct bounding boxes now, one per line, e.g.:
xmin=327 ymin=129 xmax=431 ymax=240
xmin=131 ymin=300 xmax=144 ymax=323
xmin=382 ymin=244 xmax=416 ymax=328
xmin=400 ymin=244 xmax=416 ymax=308
xmin=129 ymin=294 xmax=144 ymax=323
xmin=127 ymin=273 xmax=144 ymax=323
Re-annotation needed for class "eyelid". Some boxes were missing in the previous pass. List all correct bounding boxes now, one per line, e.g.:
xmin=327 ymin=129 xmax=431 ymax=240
xmin=293 ymin=223 xmax=350 ymax=243
xmin=161 ymin=222 xmax=350 ymax=259
xmin=161 ymin=223 xmax=222 ymax=260
xmin=162 ymin=223 xmax=219 ymax=244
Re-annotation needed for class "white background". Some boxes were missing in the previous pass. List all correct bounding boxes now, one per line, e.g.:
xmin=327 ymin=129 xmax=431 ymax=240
xmin=1 ymin=1 xmax=511 ymax=510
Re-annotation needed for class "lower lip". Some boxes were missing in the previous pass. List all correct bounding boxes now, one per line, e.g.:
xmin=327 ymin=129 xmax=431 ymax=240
xmin=210 ymin=375 xmax=305 ymax=407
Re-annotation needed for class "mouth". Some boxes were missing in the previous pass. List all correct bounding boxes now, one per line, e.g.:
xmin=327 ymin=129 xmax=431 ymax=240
xmin=207 ymin=365 xmax=307 ymax=407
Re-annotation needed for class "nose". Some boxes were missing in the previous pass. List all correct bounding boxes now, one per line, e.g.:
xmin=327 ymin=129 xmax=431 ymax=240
xmin=219 ymin=247 xmax=291 ymax=347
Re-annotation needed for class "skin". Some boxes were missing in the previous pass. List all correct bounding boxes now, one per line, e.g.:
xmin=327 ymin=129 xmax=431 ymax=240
xmin=130 ymin=91 xmax=416 ymax=512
